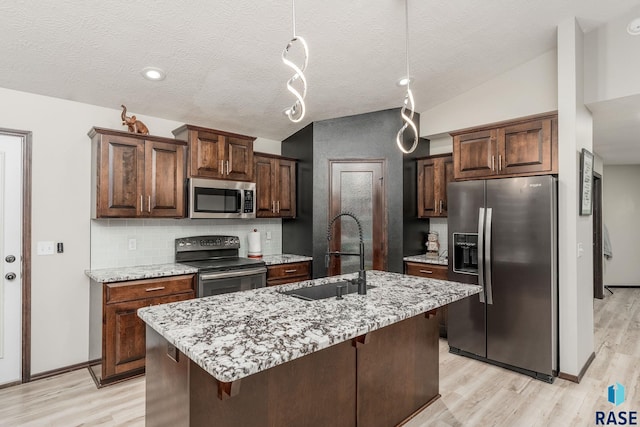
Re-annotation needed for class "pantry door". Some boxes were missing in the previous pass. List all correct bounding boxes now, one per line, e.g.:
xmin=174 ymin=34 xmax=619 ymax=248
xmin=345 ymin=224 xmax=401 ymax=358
xmin=328 ymin=160 xmax=386 ymax=275
xmin=0 ymin=130 xmax=30 ymax=385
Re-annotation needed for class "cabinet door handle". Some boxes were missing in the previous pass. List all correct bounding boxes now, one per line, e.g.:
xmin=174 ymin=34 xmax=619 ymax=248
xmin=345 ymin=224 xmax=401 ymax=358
xmin=285 ymin=269 xmax=297 ymax=274
xmin=439 ymin=200 xmax=443 ymax=214
xmin=220 ymin=160 xmax=224 ymax=174
xmin=140 ymin=195 xmax=143 ymax=213
xmin=272 ymin=200 xmax=276 ymax=213
xmin=419 ymin=270 xmax=433 ymax=274
xmin=226 ymin=160 xmax=230 ymax=175
xmin=498 ymin=154 xmax=502 ymax=171
xmin=145 ymin=286 xmax=166 ymax=292
xmin=491 ymin=155 xmax=495 ymax=171
xmin=148 ymin=196 xmax=151 ymax=213
xmin=276 ymin=200 xmax=280 ymax=213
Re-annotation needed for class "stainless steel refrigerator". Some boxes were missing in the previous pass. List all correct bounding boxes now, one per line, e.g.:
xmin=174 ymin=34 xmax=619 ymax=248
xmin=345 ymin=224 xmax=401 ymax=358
xmin=447 ymin=175 xmax=557 ymax=383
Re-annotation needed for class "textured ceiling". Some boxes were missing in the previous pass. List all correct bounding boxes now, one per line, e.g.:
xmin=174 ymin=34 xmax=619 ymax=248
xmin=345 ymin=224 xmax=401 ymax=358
xmin=0 ymin=0 xmax=638 ymax=142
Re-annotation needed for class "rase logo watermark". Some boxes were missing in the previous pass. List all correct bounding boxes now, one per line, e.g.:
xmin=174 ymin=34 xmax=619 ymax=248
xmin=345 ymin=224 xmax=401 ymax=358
xmin=596 ymin=382 xmax=637 ymax=425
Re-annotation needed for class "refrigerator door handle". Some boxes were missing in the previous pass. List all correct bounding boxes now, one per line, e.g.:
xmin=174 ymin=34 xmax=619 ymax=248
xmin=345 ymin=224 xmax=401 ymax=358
xmin=485 ymin=207 xmax=494 ymax=305
xmin=478 ymin=207 xmax=486 ymax=303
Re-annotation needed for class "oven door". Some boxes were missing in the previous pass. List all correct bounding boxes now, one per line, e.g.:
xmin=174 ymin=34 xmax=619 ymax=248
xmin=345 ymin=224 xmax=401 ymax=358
xmin=198 ymin=266 xmax=267 ymax=297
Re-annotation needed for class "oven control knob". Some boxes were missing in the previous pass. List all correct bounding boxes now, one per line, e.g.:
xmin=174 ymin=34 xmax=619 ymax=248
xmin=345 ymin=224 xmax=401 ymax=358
xmin=178 ymin=242 xmax=184 ymax=247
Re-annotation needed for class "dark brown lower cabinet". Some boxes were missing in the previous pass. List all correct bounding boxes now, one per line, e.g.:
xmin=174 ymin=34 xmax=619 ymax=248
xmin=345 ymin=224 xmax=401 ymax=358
xmin=266 ymin=261 xmax=312 ymax=286
xmin=89 ymin=275 xmax=195 ymax=386
xmin=145 ymin=312 xmax=439 ymax=427
xmin=404 ymin=262 xmax=449 ymax=338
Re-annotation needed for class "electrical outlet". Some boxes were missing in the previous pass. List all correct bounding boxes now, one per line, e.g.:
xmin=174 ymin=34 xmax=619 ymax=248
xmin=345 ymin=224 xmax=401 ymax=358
xmin=266 ymin=231 xmax=272 ymax=240
xmin=128 ymin=238 xmax=137 ymax=250
xmin=37 ymin=241 xmax=55 ymax=255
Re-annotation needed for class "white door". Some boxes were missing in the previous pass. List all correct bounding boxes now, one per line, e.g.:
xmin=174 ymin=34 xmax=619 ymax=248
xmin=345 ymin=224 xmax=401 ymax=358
xmin=0 ymin=134 xmax=22 ymax=385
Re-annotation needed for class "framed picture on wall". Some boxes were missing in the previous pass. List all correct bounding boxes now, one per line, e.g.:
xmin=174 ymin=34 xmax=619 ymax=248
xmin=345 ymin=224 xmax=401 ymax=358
xmin=580 ymin=148 xmax=594 ymax=216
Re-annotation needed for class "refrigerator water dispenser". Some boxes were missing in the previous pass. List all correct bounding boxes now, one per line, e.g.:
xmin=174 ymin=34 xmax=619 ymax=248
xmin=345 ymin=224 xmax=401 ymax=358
xmin=453 ymin=233 xmax=478 ymax=275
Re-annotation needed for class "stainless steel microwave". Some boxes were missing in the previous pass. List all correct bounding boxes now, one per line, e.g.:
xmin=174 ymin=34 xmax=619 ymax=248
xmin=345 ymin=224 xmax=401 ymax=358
xmin=188 ymin=178 xmax=256 ymax=219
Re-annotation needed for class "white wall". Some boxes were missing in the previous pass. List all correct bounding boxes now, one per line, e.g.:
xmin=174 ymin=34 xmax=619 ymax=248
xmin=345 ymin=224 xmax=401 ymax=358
xmin=584 ymin=3 xmax=640 ymax=105
xmin=420 ymin=49 xmax=558 ymax=136
xmin=0 ymin=86 xmax=282 ymax=374
xmin=602 ymin=165 xmax=640 ymax=286
xmin=557 ymin=18 xmax=594 ymax=377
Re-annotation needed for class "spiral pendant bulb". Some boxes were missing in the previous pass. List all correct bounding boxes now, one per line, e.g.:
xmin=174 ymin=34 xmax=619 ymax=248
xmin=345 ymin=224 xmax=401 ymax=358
xmin=282 ymin=0 xmax=308 ymax=123
xmin=396 ymin=88 xmax=418 ymax=154
xmin=282 ymin=36 xmax=309 ymax=123
xmin=396 ymin=0 xmax=419 ymax=154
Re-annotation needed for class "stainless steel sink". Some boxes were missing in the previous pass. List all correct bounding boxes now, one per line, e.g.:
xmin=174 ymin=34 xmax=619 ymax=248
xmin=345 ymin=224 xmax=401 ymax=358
xmin=281 ymin=281 xmax=375 ymax=301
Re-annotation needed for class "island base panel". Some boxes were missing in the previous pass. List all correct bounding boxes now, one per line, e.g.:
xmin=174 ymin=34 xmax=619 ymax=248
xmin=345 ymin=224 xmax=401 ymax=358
xmin=145 ymin=313 xmax=440 ymax=427
xmin=358 ymin=314 xmax=439 ymax=427
xmin=145 ymin=326 xmax=190 ymax=427
xmin=190 ymin=340 xmax=356 ymax=427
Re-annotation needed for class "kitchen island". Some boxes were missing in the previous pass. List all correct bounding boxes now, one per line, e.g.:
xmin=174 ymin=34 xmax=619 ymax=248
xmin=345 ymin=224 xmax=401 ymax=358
xmin=138 ymin=270 xmax=481 ymax=427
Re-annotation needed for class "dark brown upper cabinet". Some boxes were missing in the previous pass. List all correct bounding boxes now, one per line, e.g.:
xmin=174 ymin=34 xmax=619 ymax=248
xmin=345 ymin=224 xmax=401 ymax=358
xmin=254 ymin=153 xmax=296 ymax=218
xmin=89 ymin=127 xmax=186 ymax=218
xmin=451 ymin=112 xmax=558 ymax=181
xmin=417 ymin=153 xmax=454 ymax=218
xmin=172 ymin=125 xmax=255 ymax=182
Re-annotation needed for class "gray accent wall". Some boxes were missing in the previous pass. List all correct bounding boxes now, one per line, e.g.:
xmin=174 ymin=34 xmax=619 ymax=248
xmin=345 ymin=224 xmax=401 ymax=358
xmin=282 ymin=108 xmax=428 ymax=277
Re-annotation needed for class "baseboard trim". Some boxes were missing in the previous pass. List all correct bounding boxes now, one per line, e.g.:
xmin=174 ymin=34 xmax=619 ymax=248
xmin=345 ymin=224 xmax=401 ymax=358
xmin=29 ymin=359 xmax=99 ymax=382
xmin=558 ymin=352 xmax=596 ymax=384
xmin=0 ymin=380 xmax=23 ymax=390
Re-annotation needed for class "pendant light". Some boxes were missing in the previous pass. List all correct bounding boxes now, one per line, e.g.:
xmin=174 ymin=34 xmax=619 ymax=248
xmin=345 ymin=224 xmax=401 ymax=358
xmin=282 ymin=0 xmax=309 ymax=123
xmin=396 ymin=0 xmax=419 ymax=154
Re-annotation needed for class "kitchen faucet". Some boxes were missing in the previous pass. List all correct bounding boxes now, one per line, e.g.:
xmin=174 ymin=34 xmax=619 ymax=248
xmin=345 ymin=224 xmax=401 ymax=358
xmin=326 ymin=212 xmax=367 ymax=295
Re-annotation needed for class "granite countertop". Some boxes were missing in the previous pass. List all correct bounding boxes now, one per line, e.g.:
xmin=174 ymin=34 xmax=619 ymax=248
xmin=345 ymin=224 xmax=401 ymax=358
xmin=86 ymin=254 xmax=312 ymax=283
xmin=138 ymin=270 xmax=481 ymax=383
xmin=262 ymin=254 xmax=313 ymax=265
xmin=85 ymin=263 xmax=198 ymax=283
xmin=403 ymin=254 xmax=448 ymax=266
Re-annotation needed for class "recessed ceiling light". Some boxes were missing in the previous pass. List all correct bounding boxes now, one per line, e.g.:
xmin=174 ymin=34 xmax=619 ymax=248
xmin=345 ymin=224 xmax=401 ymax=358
xmin=141 ymin=67 xmax=166 ymax=81
xmin=628 ymin=18 xmax=640 ymax=35
xmin=396 ymin=76 xmax=414 ymax=87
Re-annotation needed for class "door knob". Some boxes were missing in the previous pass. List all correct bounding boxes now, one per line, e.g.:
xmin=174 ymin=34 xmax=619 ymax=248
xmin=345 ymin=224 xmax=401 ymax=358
xmin=5 ymin=255 xmax=15 ymax=263
xmin=5 ymin=272 xmax=16 ymax=281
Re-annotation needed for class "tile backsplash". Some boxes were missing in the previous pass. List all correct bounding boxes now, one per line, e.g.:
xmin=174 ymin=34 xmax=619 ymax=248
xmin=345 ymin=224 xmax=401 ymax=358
xmin=90 ymin=218 xmax=282 ymax=269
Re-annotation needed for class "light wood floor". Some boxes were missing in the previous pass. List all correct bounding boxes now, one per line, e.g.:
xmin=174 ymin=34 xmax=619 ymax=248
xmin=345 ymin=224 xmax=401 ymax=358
xmin=1 ymin=288 xmax=638 ymax=426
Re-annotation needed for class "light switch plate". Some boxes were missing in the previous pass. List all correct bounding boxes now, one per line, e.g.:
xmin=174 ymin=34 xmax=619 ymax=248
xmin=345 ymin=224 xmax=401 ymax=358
xmin=37 ymin=241 xmax=55 ymax=255
xmin=128 ymin=238 xmax=137 ymax=250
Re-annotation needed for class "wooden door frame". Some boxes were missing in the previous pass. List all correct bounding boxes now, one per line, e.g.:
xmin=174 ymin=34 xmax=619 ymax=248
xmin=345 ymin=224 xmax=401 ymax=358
xmin=593 ymin=172 xmax=603 ymax=299
xmin=0 ymin=128 xmax=32 ymax=384
xmin=328 ymin=159 xmax=387 ymax=274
